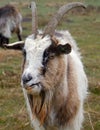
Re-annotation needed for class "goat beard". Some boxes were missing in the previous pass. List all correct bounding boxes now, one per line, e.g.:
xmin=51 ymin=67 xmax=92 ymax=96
xmin=28 ymin=90 xmax=53 ymax=125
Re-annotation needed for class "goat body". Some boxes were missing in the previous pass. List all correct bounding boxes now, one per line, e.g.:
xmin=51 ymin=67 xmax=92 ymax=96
xmin=21 ymin=30 xmax=88 ymax=130
xmin=0 ymin=4 xmax=22 ymax=46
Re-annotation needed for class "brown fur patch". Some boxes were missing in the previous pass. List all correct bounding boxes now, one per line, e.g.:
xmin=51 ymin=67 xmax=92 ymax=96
xmin=41 ymin=55 xmax=65 ymax=90
xmin=56 ymin=55 xmax=80 ymax=126
xmin=40 ymin=56 xmax=67 ymax=124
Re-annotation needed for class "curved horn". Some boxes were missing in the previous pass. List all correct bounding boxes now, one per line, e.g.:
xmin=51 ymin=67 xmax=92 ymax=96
xmin=31 ymin=2 xmax=38 ymax=38
xmin=43 ymin=2 xmax=86 ymax=37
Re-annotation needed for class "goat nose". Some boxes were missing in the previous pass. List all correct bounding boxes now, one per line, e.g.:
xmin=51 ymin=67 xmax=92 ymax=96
xmin=22 ymin=74 xmax=32 ymax=84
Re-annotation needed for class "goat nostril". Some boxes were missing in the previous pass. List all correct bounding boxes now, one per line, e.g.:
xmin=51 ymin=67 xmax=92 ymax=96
xmin=22 ymin=74 xmax=32 ymax=84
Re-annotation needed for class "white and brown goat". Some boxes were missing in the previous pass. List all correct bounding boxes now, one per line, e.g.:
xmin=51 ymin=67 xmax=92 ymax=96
xmin=0 ymin=4 xmax=22 ymax=46
xmin=5 ymin=2 xmax=88 ymax=130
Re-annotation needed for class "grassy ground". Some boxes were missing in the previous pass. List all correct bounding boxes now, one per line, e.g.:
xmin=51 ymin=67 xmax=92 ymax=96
xmin=0 ymin=0 xmax=100 ymax=130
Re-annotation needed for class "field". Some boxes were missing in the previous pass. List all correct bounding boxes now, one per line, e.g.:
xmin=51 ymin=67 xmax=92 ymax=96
xmin=0 ymin=0 xmax=100 ymax=130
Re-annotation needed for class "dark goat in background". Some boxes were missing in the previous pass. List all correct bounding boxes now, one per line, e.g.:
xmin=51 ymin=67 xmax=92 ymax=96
xmin=0 ymin=4 xmax=22 ymax=46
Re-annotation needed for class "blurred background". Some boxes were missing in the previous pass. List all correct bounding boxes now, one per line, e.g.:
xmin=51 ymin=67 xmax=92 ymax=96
xmin=0 ymin=0 xmax=100 ymax=130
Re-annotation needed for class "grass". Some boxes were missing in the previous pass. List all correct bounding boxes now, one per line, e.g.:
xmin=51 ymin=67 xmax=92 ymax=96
xmin=0 ymin=0 xmax=100 ymax=130
xmin=85 ymin=0 xmax=100 ymax=6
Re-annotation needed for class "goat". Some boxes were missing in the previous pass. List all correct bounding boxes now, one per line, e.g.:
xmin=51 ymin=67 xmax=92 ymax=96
xmin=0 ymin=4 xmax=22 ymax=46
xmin=5 ymin=2 xmax=88 ymax=130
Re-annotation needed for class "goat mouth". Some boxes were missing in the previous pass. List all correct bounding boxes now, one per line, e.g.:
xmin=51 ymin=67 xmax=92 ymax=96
xmin=31 ymin=82 xmax=40 ymax=87
xmin=25 ymin=82 xmax=40 ymax=90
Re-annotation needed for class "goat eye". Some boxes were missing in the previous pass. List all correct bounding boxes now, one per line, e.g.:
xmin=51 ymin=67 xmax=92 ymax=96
xmin=44 ymin=50 xmax=49 ymax=58
xmin=42 ymin=53 xmax=49 ymax=66
xmin=42 ymin=50 xmax=49 ymax=75
xmin=42 ymin=50 xmax=49 ymax=63
xmin=22 ymin=49 xmax=26 ymax=57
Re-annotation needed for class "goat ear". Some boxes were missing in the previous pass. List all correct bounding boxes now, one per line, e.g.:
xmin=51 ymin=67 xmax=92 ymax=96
xmin=56 ymin=43 xmax=71 ymax=55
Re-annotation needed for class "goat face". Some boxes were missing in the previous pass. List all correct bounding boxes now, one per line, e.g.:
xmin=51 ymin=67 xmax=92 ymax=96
xmin=21 ymin=34 xmax=71 ymax=95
